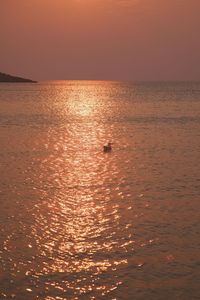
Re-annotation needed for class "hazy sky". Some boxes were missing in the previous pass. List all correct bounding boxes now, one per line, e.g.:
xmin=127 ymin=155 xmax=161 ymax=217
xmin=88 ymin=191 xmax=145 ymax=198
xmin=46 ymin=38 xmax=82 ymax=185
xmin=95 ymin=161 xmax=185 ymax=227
xmin=1 ymin=0 xmax=200 ymax=81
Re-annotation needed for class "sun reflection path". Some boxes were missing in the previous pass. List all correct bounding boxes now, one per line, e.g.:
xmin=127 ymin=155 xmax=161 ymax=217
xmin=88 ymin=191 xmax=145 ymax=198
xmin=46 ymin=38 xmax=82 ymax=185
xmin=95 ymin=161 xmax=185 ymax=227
xmin=27 ymin=82 xmax=134 ymax=297
xmin=58 ymin=81 xmax=105 ymax=118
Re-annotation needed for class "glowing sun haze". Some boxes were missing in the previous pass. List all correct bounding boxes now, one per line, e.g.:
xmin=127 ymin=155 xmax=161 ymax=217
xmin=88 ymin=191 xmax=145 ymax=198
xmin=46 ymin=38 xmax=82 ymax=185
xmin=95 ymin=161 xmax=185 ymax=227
xmin=1 ymin=0 xmax=200 ymax=81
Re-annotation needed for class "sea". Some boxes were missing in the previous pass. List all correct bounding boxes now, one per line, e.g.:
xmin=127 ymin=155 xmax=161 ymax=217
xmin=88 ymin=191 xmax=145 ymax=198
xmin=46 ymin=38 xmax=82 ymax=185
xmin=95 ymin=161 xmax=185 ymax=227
xmin=0 ymin=81 xmax=200 ymax=300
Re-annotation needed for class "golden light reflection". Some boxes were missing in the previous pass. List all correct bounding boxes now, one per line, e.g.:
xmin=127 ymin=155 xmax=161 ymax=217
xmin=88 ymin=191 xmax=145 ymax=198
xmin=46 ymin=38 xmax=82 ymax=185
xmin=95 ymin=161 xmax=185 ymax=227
xmin=22 ymin=81 xmax=151 ymax=298
xmin=52 ymin=81 xmax=104 ymax=118
xmin=67 ymin=91 xmax=97 ymax=117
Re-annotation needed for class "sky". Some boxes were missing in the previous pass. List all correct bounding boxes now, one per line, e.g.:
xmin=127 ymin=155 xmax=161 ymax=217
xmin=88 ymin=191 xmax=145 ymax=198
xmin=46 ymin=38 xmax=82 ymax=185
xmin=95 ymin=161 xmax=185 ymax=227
xmin=1 ymin=0 xmax=200 ymax=81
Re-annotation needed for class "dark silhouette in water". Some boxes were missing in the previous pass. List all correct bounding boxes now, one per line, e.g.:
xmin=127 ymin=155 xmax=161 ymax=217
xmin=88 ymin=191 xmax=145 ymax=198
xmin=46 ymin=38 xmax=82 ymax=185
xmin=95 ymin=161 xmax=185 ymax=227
xmin=103 ymin=142 xmax=112 ymax=152
xmin=0 ymin=72 xmax=37 ymax=83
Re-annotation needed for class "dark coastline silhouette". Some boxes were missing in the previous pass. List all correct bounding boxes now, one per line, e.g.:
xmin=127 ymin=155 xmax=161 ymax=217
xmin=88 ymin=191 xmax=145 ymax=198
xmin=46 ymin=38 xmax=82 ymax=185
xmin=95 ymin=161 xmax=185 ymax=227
xmin=0 ymin=72 xmax=37 ymax=83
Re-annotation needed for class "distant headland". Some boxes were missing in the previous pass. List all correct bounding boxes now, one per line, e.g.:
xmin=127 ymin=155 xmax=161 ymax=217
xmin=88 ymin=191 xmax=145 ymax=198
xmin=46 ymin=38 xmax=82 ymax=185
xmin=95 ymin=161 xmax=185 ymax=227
xmin=0 ymin=72 xmax=37 ymax=83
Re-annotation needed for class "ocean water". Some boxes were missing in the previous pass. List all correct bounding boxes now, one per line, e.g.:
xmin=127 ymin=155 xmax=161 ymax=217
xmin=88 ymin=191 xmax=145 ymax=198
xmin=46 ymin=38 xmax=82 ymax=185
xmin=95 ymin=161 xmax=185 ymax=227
xmin=0 ymin=81 xmax=200 ymax=300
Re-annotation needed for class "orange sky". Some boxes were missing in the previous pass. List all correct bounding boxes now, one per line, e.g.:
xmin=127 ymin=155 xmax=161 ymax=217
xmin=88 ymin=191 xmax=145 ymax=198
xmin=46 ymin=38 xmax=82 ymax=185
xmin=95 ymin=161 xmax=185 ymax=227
xmin=1 ymin=0 xmax=200 ymax=81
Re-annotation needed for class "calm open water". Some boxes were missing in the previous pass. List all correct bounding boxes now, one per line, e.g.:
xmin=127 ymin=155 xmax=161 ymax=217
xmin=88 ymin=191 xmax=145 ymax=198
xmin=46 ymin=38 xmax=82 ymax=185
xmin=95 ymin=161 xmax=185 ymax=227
xmin=0 ymin=81 xmax=200 ymax=300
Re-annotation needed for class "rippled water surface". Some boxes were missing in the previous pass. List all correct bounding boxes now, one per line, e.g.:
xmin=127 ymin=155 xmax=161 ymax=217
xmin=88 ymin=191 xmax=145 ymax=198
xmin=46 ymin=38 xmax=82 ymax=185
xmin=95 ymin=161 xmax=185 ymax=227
xmin=0 ymin=81 xmax=200 ymax=300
